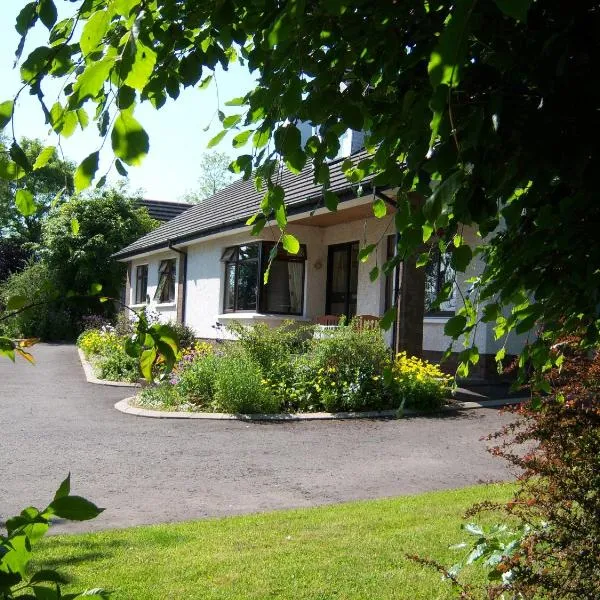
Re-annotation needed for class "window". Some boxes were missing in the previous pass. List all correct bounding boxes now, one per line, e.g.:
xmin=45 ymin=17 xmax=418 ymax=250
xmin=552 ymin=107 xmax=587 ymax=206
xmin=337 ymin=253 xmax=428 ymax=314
xmin=384 ymin=235 xmax=396 ymax=312
xmin=425 ymin=249 xmax=456 ymax=314
xmin=134 ymin=264 xmax=148 ymax=304
xmin=154 ymin=259 xmax=176 ymax=303
xmin=222 ymin=242 xmax=306 ymax=315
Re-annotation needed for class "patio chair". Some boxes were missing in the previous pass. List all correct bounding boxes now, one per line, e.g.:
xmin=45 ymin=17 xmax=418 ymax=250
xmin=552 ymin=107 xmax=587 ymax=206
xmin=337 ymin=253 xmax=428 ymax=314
xmin=354 ymin=314 xmax=380 ymax=330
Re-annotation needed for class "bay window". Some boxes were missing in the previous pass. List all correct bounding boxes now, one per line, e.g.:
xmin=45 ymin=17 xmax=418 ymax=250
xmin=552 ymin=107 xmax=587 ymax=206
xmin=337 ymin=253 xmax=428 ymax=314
xmin=222 ymin=242 xmax=306 ymax=315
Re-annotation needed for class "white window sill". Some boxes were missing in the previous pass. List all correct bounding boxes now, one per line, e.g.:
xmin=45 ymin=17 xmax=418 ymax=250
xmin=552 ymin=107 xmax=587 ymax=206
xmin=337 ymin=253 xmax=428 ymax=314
xmin=217 ymin=313 xmax=309 ymax=321
xmin=156 ymin=302 xmax=176 ymax=308
xmin=423 ymin=314 xmax=454 ymax=324
xmin=130 ymin=303 xmax=147 ymax=309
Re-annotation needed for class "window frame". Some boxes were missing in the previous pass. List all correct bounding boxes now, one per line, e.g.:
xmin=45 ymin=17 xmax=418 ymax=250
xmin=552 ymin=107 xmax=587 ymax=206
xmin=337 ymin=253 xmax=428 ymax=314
xmin=222 ymin=241 xmax=307 ymax=316
xmin=154 ymin=258 xmax=177 ymax=304
xmin=134 ymin=263 xmax=148 ymax=305
xmin=424 ymin=247 xmax=456 ymax=316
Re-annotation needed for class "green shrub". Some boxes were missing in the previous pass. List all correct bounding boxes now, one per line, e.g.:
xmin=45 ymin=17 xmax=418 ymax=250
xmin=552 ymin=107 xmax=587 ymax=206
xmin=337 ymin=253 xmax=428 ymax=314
xmin=95 ymin=345 xmax=139 ymax=382
xmin=176 ymin=353 xmax=218 ymax=407
xmin=213 ymin=348 xmax=279 ymax=414
xmin=391 ymin=352 xmax=451 ymax=411
xmin=226 ymin=321 xmax=313 ymax=379
xmin=170 ymin=321 xmax=197 ymax=349
xmin=302 ymin=320 xmax=394 ymax=412
xmin=0 ymin=261 xmax=79 ymax=341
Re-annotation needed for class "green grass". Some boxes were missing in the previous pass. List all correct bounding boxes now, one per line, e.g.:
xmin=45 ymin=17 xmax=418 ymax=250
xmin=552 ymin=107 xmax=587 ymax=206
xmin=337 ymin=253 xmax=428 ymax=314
xmin=35 ymin=483 xmax=514 ymax=599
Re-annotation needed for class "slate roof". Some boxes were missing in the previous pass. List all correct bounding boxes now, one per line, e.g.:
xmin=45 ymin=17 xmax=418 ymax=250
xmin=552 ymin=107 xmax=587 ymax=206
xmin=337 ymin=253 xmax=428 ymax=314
xmin=114 ymin=149 xmax=372 ymax=259
xmin=136 ymin=199 xmax=193 ymax=222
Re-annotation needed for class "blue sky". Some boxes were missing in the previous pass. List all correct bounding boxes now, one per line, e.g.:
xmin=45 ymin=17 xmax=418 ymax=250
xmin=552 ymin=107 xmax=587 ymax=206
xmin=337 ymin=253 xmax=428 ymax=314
xmin=0 ymin=3 xmax=257 ymax=201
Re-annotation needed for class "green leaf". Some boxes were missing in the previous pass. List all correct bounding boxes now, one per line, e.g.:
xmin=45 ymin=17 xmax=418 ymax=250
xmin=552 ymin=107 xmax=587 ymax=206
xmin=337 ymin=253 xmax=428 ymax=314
xmin=80 ymin=10 xmax=110 ymax=55
xmin=428 ymin=0 xmax=472 ymax=88
xmin=275 ymin=203 xmax=287 ymax=229
xmin=33 ymin=145 xmax=55 ymax=170
xmin=77 ymin=108 xmax=90 ymax=129
xmin=494 ymin=0 xmax=531 ymax=21
xmin=207 ymin=130 xmax=227 ymax=148
xmin=324 ymin=191 xmax=339 ymax=212
xmin=89 ymin=282 xmax=103 ymax=295
xmin=369 ymin=266 xmax=379 ymax=282
xmin=416 ymin=252 xmax=430 ymax=268
xmin=16 ymin=2 xmax=37 ymax=36
xmin=372 ymin=198 xmax=387 ymax=218
xmin=225 ymin=96 xmax=246 ymax=106
xmin=111 ymin=111 xmax=149 ymax=166
xmin=71 ymin=218 xmax=80 ymax=235
xmin=358 ymin=244 xmax=376 ymax=263
xmin=124 ymin=40 xmax=157 ymax=91
xmin=53 ymin=473 xmax=71 ymax=500
xmin=444 ymin=315 xmax=467 ymax=338
xmin=198 ymin=74 xmax=213 ymax=90
xmin=253 ymin=127 xmax=270 ymax=149
xmin=223 ymin=114 xmax=242 ymax=129
xmin=451 ymin=244 xmax=472 ymax=272
xmin=115 ymin=159 xmax=128 ymax=177
xmin=0 ymin=99 xmax=14 ymax=130
xmin=74 ymin=151 xmax=100 ymax=192
xmin=0 ymin=159 xmax=25 ymax=180
xmin=47 ymin=496 xmax=104 ymax=521
xmin=380 ymin=307 xmax=397 ymax=331
xmin=70 ymin=58 xmax=115 ymax=107
xmin=495 ymin=347 xmax=506 ymax=363
xmin=10 ymin=141 xmax=32 ymax=172
xmin=20 ymin=45 xmax=51 ymax=82
xmin=282 ymin=233 xmax=300 ymax=254
xmin=232 ymin=130 xmax=252 ymax=148
xmin=15 ymin=189 xmax=36 ymax=216
xmin=140 ymin=347 xmax=157 ymax=380
xmin=30 ymin=570 xmax=68 ymax=585
xmin=37 ymin=0 xmax=57 ymax=29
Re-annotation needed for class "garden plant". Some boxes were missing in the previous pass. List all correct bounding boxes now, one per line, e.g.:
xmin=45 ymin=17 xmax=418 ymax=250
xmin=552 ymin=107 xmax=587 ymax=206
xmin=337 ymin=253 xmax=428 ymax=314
xmin=135 ymin=320 xmax=452 ymax=414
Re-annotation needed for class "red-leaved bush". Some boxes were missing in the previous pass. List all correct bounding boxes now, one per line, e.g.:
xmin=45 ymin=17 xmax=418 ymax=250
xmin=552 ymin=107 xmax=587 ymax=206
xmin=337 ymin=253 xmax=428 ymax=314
xmin=483 ymin=339 xmax=600 ymax=598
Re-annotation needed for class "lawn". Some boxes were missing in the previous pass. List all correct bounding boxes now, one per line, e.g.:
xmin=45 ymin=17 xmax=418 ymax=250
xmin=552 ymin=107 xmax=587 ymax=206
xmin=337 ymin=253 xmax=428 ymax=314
xmin=35 ymin=483 xmax=513 ymax=599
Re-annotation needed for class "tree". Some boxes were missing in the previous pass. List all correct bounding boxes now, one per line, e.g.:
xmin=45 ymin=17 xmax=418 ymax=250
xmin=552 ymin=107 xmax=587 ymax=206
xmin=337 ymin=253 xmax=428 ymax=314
xmin=41 ymin=187 xmax=158 ymax=300
xmin=0 ymin=136 xmax=75 ymax=244
xmin=183 ymin=151 xmax=236 ymax=203
xmin=1 ymin=188 xmax=158 ymax=340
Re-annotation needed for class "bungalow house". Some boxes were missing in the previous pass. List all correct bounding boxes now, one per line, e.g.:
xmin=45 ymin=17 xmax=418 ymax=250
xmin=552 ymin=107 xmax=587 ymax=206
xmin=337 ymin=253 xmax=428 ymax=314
xmin=113 ymin=144 xmax=524 ymax=378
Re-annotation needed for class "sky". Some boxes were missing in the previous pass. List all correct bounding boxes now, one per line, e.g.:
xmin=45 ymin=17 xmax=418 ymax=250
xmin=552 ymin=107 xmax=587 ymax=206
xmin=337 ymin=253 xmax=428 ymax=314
xmin=0 ymin=2 xmax=257 ymax=201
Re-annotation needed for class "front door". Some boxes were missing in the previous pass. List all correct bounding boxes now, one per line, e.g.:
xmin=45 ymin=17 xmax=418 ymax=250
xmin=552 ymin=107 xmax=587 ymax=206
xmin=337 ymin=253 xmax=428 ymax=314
xmin=326 ymin=242 xmax=359 ymax=318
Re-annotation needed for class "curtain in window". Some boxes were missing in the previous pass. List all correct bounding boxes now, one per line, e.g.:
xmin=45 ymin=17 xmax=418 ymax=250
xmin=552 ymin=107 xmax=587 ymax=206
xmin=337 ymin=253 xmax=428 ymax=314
xmin=154 ymin=259 xmax=176 ymax=303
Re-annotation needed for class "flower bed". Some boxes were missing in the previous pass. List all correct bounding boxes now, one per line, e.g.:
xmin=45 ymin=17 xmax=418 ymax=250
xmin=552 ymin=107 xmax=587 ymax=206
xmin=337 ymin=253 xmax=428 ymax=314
xmin=134 ymin=320 xmax=452 ymax=415
xmin=76 ymin=310 xmax=197 ymax=384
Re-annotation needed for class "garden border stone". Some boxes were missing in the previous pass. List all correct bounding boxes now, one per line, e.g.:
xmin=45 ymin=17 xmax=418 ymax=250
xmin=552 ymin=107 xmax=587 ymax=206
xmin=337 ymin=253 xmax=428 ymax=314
xmin=115 ymin=396 xmax=527 ymax=421
xmin=78 ymin=348 xmax=141 ymax=388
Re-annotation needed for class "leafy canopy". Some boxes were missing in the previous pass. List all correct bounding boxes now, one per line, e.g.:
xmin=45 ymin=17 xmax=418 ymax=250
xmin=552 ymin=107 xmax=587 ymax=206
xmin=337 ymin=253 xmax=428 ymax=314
xmin=1 ymin=0 xmax=599 ymax=376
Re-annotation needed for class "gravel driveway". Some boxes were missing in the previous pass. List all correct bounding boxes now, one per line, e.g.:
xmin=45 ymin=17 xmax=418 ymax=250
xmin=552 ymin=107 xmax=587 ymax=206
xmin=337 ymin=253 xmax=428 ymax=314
xmin=1 ymin=344 xmax=516 ymax=532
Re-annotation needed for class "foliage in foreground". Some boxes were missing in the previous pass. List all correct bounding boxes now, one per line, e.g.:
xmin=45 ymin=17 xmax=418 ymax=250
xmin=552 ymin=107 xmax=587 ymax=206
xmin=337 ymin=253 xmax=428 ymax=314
xmin=32 ymin=484 xmax=513 ymax=600
xmin=0 ymin=475 xmax=107 ymax=600
xmin=137 ymin=321 xmax=451 ymax=414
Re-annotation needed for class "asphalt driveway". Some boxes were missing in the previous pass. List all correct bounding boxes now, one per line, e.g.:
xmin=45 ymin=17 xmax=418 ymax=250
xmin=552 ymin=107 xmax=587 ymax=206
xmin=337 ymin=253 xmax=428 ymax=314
xmin=1 ymin=344 xmax=516 ymax=532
